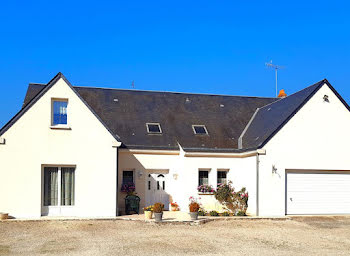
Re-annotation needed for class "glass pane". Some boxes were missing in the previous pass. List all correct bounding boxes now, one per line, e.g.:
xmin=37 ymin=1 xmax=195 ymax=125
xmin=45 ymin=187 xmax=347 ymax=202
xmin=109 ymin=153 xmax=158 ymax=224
xmin=61 ymin=168 xmax=75 ymax=206
xmin=217 ymin=171 xmax=227 ymax=185
xmin=147 ymin=124 xmax=161 ymax=133
xmin=194 ymin=126 xmax=207 ymax=134
xmin=53 ymin=101 xmax=68 ymax=125
xmin=199 ymin=171 xmax=209 ymax=186
xmin=44 ymin=167 xmax=58 ymax=206
xmin=123 ymin=171 xmax=134 ymax=184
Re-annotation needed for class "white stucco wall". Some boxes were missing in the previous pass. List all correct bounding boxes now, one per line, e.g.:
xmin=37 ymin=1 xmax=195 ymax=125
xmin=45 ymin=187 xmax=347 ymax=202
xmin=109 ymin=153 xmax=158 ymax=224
xmin=258 ymin=84 xmax=350 ymax=216
xmin=0 ymin=78 xmax=118 ymax=218
xmin=118 ymin=150 xmax=257 ymax=215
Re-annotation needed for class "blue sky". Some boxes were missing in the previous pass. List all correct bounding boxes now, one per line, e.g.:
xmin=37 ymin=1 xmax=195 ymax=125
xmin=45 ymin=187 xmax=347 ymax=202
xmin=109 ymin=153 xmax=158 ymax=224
xmin=0 ymin=1 xmax=349 ymax=127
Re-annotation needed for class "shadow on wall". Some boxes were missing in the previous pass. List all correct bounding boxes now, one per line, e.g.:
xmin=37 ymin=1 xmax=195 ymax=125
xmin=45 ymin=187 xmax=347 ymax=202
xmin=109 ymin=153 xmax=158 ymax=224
xmin=118 ymin=153 xmax=172 ymax=215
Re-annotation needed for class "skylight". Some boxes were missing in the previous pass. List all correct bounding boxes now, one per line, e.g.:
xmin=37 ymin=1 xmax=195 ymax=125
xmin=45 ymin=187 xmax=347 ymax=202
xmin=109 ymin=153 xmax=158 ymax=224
xmin=146 ymin=123 xmax=162 ymax=134
xmin=192 ymin=125 xmax=208 ymax=135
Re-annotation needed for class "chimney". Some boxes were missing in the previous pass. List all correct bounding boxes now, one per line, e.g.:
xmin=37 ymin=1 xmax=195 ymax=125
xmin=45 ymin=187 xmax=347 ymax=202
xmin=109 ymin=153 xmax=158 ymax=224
xmin=278 ymin=89 xmax=287 ymax=98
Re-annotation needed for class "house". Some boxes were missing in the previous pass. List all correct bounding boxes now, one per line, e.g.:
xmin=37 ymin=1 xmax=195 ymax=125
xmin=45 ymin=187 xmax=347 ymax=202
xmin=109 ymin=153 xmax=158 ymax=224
xmin=1 ymin=72 xmax=350 ymax=218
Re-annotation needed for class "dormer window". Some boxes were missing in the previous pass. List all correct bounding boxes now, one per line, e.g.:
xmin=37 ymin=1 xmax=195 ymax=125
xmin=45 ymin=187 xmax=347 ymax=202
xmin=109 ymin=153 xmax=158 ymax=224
xmin=146 ymin=123 xmax=162 ymax=134
xmin=192 ymin=125 xmax=208 ymax=135
xmin=52 ymin=99 xmax=68 ymax=126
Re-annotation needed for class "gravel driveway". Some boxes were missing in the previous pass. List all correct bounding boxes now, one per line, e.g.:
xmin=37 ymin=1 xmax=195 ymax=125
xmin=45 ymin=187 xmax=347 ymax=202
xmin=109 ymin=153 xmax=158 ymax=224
xmin=1 ymin=216 xmax=350 ymax=255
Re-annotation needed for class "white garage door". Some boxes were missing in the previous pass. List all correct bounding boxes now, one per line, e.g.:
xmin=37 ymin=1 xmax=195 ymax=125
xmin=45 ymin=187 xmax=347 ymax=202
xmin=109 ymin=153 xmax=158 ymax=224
xmin=286 ymin=171 xmax=350 ymax=215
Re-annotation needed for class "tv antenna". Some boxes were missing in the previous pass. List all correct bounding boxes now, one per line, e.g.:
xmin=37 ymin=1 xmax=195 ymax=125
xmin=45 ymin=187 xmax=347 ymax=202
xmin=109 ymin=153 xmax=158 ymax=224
xmin=265 ymin=61 xmax=285 ymax=97
xmin=131 ymin=80 xmax=135 ymax=89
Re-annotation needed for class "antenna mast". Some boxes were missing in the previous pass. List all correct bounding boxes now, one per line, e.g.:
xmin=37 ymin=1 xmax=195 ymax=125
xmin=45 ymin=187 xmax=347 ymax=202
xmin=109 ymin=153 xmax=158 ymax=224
xmin=265 ymin=61 xmax=284 ymax=97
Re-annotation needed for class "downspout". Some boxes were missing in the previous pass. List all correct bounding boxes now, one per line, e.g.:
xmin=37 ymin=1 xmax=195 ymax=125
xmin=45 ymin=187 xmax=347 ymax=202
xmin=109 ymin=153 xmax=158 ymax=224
xmin=256 ymin=153 xmax=260 ymax=216
xmin=116 ymin=147 xmax=119 ymax=216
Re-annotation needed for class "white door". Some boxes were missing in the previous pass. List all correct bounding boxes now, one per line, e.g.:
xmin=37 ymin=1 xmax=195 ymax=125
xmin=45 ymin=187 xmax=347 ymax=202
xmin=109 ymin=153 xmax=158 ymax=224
xmin=286 ymin=171 xmax=350 ymax=215
xmin=146 ymin=173 xmax=169 ymax=210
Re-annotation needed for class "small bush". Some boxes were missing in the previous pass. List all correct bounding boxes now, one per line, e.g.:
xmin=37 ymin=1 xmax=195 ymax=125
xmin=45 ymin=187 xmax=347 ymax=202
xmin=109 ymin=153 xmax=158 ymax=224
xmin=236 ymin=211 xmax=246 ymax=216
xmin=198 ymin=209 xmax=206 ymax=216
xmin=222 ymin=211 xmax=230 ymax=216
xmin=153 ymin=202 xmax=164 ymax=213
xmin=209 ymin=210 xmax=219 ymax=216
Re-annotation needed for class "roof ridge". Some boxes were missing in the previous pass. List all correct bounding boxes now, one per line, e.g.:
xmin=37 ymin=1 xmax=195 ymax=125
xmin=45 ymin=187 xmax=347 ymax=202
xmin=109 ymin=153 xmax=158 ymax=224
xmin=71 ymin=85 xmax=277 ymax=99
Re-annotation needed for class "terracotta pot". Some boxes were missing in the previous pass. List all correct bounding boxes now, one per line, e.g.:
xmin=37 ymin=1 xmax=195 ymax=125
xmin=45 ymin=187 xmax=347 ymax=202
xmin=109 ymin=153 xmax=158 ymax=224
xmin=154 ymin=212 xmax=163 ymax=222
xmin=0 ymin=213 xmax=8 ymax=220
xmin=144 ymin=211 xmax=153 ymax=220
xmin=189 ymin=212 xmax=199 ymax=221
xmin=171 ymin=206 xmax=177 ymax=211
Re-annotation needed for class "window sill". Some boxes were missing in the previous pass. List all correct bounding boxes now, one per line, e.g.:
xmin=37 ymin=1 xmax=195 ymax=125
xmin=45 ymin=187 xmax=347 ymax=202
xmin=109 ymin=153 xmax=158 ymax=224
xmin=198 ymin=192 xmax=214 ymax=195
xmin=50 ymin=125 xmax=72 ymax=130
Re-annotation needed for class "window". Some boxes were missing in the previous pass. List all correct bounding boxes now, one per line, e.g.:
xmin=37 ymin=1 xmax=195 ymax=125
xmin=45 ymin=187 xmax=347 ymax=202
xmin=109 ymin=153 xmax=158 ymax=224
xmin=146 ymin=123 xmax=162 ymax=134
xmin=52 ymin=100 xmax=68 ymax=125
xmin=192 ymin=125 xmax=208 ymax=135
xmin=44 ymin=167 xmax=75 ymax=206
xmin=122 ymin=171 xmax=134 ymax=184
xmin=199 ymin=170 xmax=209 ymax=186
xmin=217 ymin=170 xmax=228 ymax=186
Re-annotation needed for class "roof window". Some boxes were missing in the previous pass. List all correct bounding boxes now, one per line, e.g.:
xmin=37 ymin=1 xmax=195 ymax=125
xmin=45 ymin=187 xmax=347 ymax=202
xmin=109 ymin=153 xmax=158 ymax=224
xmin=192 ymin=125 xmax=208 ymax=135
xmin=146 ymin=123 xmax=162 ymax=134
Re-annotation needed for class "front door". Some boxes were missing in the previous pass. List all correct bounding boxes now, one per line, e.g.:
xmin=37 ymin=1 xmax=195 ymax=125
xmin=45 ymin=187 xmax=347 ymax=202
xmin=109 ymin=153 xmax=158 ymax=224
xmin=146 ymin=173 xmax=169 ymax=210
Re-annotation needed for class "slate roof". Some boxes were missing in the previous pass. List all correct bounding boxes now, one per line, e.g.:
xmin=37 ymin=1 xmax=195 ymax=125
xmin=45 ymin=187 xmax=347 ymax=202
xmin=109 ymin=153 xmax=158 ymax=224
xmin=21 ymin=80 xmax=277 ymax=152
xmin=3 ymin=73 xmax=344 ymax=153
xmin=240 ymin=79 xmax=350 ymax=149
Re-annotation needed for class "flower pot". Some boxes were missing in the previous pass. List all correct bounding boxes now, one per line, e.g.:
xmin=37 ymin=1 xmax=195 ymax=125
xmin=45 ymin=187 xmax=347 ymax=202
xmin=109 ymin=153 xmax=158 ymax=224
xmin=144 ymin=210 xmax=153 ymax=220
xmin=189 ymin=212 xmax=199 ymax=221
xmin=171 ymin=206 xmax=177 ymax=211
xmin=154 ymin=212 xmax=163 ymax=222
xmin=0 ymin=213 xmax=8 ymax=220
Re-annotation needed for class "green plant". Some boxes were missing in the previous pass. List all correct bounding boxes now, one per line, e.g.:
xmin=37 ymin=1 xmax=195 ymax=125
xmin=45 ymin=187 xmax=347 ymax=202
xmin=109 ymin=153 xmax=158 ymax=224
xmin=153 ymin=202 xmax=164 ymax=213
xmin=236 ymin=211 xmax=246 ymax=216
xmin=222 ymin=211 xmax=230 ymax=216
xmin=209 ymin=210 xmax=219 ymax=216
xmin=198 ymin=209 xmax=206 ymax=216
xmin=214 ymin=182 xmax=249 ymax=215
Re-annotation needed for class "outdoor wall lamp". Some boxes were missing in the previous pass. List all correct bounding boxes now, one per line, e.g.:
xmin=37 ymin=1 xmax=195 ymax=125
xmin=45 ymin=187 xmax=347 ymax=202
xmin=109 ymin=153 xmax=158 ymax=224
xmin=137 ymin=170 xmax=143 ymax=178
xmin=272 ymin=165 xmax=277 ymax=174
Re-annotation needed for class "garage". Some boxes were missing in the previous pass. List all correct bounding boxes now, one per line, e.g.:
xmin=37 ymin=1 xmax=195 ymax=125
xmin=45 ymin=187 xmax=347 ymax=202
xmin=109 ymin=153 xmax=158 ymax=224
xmin=286 ymin=171 xmax=350 ymax=215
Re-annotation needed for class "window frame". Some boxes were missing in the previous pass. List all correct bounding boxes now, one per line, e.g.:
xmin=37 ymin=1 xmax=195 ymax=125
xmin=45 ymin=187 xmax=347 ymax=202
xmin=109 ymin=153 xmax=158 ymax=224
xmin=192 ymin=125 xmax=208 ymax=135
xmin=122 ymin=170 xmax=135 ymax=185
xmin=198 ymin=169 xmax=210 ymax=186
xmin=146 ymin=123 xmax=162 ymax=134
xmin=217 ymin=169 xmax=229 ymax=186
xmin=51 ymin=98 xmax=70 ymax=128
xmin=42 ymin=165 xmax=76 ymax=207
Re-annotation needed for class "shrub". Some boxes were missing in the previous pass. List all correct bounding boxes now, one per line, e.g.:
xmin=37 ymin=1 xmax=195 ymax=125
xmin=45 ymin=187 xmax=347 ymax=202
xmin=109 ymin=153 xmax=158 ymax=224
xmin=153 ymin=203 xmax=164 ymax=213
xmin=209 ymin=210 xmax=219 ymax=216
xmin=197 ymin=185 xmax=214 ymax=193
xmin=236 ymin=211 xmax=246 ymax=216
xmin=222 ymin=211 xmax=230 ymax=216
xmin=214 ymin=182 xmax=248 ymax=215
xmin=198 ymin=209 xmax=206 ymax=216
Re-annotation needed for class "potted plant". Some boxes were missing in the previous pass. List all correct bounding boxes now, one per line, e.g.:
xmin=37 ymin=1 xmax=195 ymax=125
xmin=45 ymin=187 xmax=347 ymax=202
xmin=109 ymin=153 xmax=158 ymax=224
xmin=0 ymin=212 xmax=8 ymax=220
xmin=153 ymin=202 xmax=164 ymax=222
xmin=189 ymin=197 xmax=200 ymax=220
xmin=170 ymin=202 xmax=178 ymax=211
xmin=143 ymin=205 xmax=153 ymax=220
